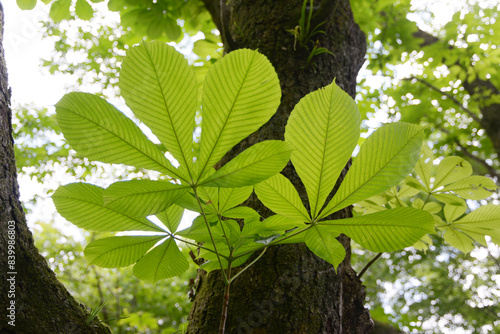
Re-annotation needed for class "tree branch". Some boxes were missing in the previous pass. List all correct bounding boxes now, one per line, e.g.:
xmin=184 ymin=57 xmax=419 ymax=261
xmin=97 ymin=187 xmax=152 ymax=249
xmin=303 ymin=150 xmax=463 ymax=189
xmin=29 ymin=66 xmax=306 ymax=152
xmin=405 ymin=76 xmax=483 ymax=125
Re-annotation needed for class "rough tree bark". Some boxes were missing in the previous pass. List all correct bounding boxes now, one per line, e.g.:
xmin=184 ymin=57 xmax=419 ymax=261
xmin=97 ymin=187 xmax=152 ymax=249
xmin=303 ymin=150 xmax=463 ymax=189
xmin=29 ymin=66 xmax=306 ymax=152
xmin=0 ymin=3 xmax=110 ymax=333
xmin=187 ymin=1 xmax=372 ymax=333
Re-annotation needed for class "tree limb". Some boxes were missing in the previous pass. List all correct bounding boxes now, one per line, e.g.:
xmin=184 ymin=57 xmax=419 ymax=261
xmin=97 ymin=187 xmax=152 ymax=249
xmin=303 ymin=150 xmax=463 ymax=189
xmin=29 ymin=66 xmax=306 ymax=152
xmin=405 ymin=76 xmax=483 ymax=125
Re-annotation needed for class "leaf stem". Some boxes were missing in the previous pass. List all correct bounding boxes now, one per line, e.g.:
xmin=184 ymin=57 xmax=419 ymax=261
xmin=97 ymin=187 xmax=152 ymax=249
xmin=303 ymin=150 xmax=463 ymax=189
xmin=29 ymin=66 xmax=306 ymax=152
xmin=169 ymin=234 xmax=226 ymax=258
xmin=357 ymin=252 xmax=383 ymax=279
xmin=192 ymin=186 xmax=228 ymax=282
xmin=230 ymin=247 xmax=267 ymax=283
xmin=219 ymin=259 xmax=232 ymax=334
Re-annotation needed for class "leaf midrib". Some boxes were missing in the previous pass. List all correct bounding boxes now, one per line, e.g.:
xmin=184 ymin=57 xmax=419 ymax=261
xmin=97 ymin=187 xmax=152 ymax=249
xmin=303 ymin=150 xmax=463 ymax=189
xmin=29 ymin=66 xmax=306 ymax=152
xmin=142 ymin=42 xmax=195 ymax=182
xmin=320 ymin=128 xmax=423 ymax=218
xmin=197 ymin=52 xmax=257 ymax=182
xmin=58 ymin=104 xmax=185 ymax=182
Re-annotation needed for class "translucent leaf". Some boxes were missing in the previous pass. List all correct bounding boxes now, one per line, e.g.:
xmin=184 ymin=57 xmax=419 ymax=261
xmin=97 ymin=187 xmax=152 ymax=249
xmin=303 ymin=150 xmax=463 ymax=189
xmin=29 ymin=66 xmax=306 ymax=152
xmin=285 ymin=81 xmax=360 ymax=218
xmin=85 ymin=236 xmax=164 ymax=268
xmin=52 ymin=183 xmax=164 ymax=232
xmin=55 ymin=92 xmax=179 ymax=178
xmin=318 ymin=207 xmax=434 ymax=252
xmin=133 ymin=238 xmax=189 ymax=283
xmin=452 ymin=204 xmax=500 ymax=230
xmin=120 ymin=42 xmax=197 ymax=180
xmin=443 ymin=227 xmax=475 ymax=253
xmin=439 ymin=176 xmax=497 ymax=200
xmin=433 ymin=157 xmax=472 ymax=189
xmin=414 ymin=143 xmax=434 ymax=191
xmin=422 ymin=201 xmax=442 ymax=215
xmin=254 ymin=173 xmax=310 ymax=222
xmin=155 ymin=204 xmax=185 ymax=233
xmin=197 ymin=186 xmax=253 ymax=215
xmin=196 ymin=49 xmax=281 ymax=180
xmin=222 ymin=207 xmax=260 ymax=221
xmin=75 ymin=0 xmax=94 ymax=20
xmin=16 ymin=0 xmax=37 ymax=10
xmin=49 ymin=0 xmax=71 ymax=22
xmin=200 ymin=141 xmax=292 ymax=187
xmin=103 ymin=180 xmax=188 ymax=217
xmin=305 ymin=226 xmax=345 ymax=269
xmin=432 ymin=193 xmax=466 ymax=206
xmin=444 ymin=203 xmax=467 ymax=223
xmin=320 ymin=122 xmax=424 ymax=219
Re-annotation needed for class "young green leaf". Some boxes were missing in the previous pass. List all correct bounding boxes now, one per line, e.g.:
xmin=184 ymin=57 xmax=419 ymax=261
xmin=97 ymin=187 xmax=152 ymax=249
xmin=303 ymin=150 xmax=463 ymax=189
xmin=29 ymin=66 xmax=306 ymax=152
xmin=305 ymin=226 xmax=345 ymax=269
xmin=319 ymin=122 xmax=424 ymax=219
xmin=196 ymin=49 xmax=281 ymax=180
xmin=49 ymin=0 xmax=71 ymax=22
xmin=103 ymin=180 xmax=188 ymax=217
xmin=120 ymin=41 xmax=197 ymax=180
xmin=254 ymin=173 xmax=310 ymax=222
xmin=75 ymin=0 xmax=94 ymax=20
xmin=155 ymin=204 xmax=185 ymax=233
xmin=133 ymin=238 xmax=189 ymax=283
xmin=285 ymin=81 xmax=360 ymax=218
xmin=443 ymin=227 xmax=475 ymax=253
xmin=438 ymin=175 xmax=497 ymax=199
xmin=414 ymin=143 xmax=434 ymax=191
xmin=200 ymin=141 xmax=292 ymax=188
xmin=16 ymin=0 xmax=37 ymax=10
xmin=433 ymin=157 xmax=472 ymax=190
xmin=85 ymin=236 xmax=165 ymax=268
xmin=317 ymin=207 xmax=434 ymax=252
xmin=222 ymin=207 xmax=260 ymax=221
xmin=444 ymin=203 xmax=467 ymax=223
xmin=451 ymin=204 xmax=500 ymax=231
xmin=55 ymin=92 xmax=180 ymax=178
xmin=52 ymin=183 xmax=164 ymax=232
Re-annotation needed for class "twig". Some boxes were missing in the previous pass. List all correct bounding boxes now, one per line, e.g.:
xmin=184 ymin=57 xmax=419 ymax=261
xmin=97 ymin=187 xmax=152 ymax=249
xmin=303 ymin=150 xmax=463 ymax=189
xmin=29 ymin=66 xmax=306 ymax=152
xmin=405 ymin=76 xmax=482 ymax=125
xmin=357 ymin=252 xmax=383 ymax=279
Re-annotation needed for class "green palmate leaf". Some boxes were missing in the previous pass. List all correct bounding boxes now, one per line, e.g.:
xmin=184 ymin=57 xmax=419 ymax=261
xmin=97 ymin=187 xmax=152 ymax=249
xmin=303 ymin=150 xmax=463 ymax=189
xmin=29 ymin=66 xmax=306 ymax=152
xmin=103 ymin=180 xmax=188 ymax=217
xmin=305 ymin=226 xmax=345 ymax=269
xmin=318 ymin=207 xmax=434 ymax=252
xmin=444 ymin=203 xmax=467 ymax=223
xmin=319 ymin=122 xmax=424 ymax=219
xmin=414 ymin=143 xmax=434 ymax=191
xmin=196 ymin=49 xmax=281 ymax=180
xmin=242 ymin=214 xmax=298 ymax=238
xmin=155 ymin=204 xmax=185 ymax=233
xmin=443 ymin=227 xmax=475 ymax=253
xmin=17 ymin=0 xmax=37 ymax=10
xmin=176 ymin=215 xmax=224 ymax=243
xmin=285 ymin=81 xmax=360 ymax=218
xmin=133 ymin=238 xmax=189 ymax=283
xmin=75 ymin=0 xmax=94 ymax=20
xmin=198 ymin=186 xmax=253 ymax=215
xmin=52 ymin=183 xmax=164 ymax=232
xmin=222 ymin=206 xmax=260 ymax=221
xmin=55 ymin=92 xmax=179 ymax=177
xmin=432 ymin=157 xmax=472 ymax=190
xmin=200 ymin=141 xmax=292 ymax=187
xmin=85 ymin=236 xmax=164 ymax=268
xmin=432 ymin=193 xmax=466 ymax=205
xmin=120 ymin=42 xmax=197 ymax=180
xmin=439 ymin=176 xmax=497 ymax=200
xmin=175 ymin=191 xmax=201 ymax=213
xmin=451 ymin=204 xmax=500 ymax=231
xmin=49 ymin=0 xmax=71 ymax=22
xmin=254 ymin=173 xmax=310 ymax=222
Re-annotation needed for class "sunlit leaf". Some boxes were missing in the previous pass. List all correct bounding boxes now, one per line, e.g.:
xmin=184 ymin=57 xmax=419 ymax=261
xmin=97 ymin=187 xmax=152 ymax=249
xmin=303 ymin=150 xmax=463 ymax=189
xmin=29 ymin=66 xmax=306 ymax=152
xmin=133 ymin=238 xmax=189 ymax=283
xmin=285 ymin=81 xmax=360 ymax=218
xmin=320 ymin=122 xmax=423 ymax=219
xmin=52 ymin=183 xmax=164 ymax=232
xmin=85 ymin=236 xmax=164 ymax=268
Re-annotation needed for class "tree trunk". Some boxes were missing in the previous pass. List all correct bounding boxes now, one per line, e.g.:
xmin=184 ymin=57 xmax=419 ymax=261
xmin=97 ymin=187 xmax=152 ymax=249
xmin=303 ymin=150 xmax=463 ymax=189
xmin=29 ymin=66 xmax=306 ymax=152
xmin=187 ymin=1 xmax=372 ymax=333
xmin=0 ymin=4 xmax=110 ymax=333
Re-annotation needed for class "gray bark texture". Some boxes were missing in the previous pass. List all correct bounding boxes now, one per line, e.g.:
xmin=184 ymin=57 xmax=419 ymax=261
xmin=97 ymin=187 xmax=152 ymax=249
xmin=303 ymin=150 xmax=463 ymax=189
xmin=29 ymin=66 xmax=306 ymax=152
xmin=187 ymin=1 xmax=373 ymax=333
xmin=0 ymin=3 xmax=110 ymax=333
